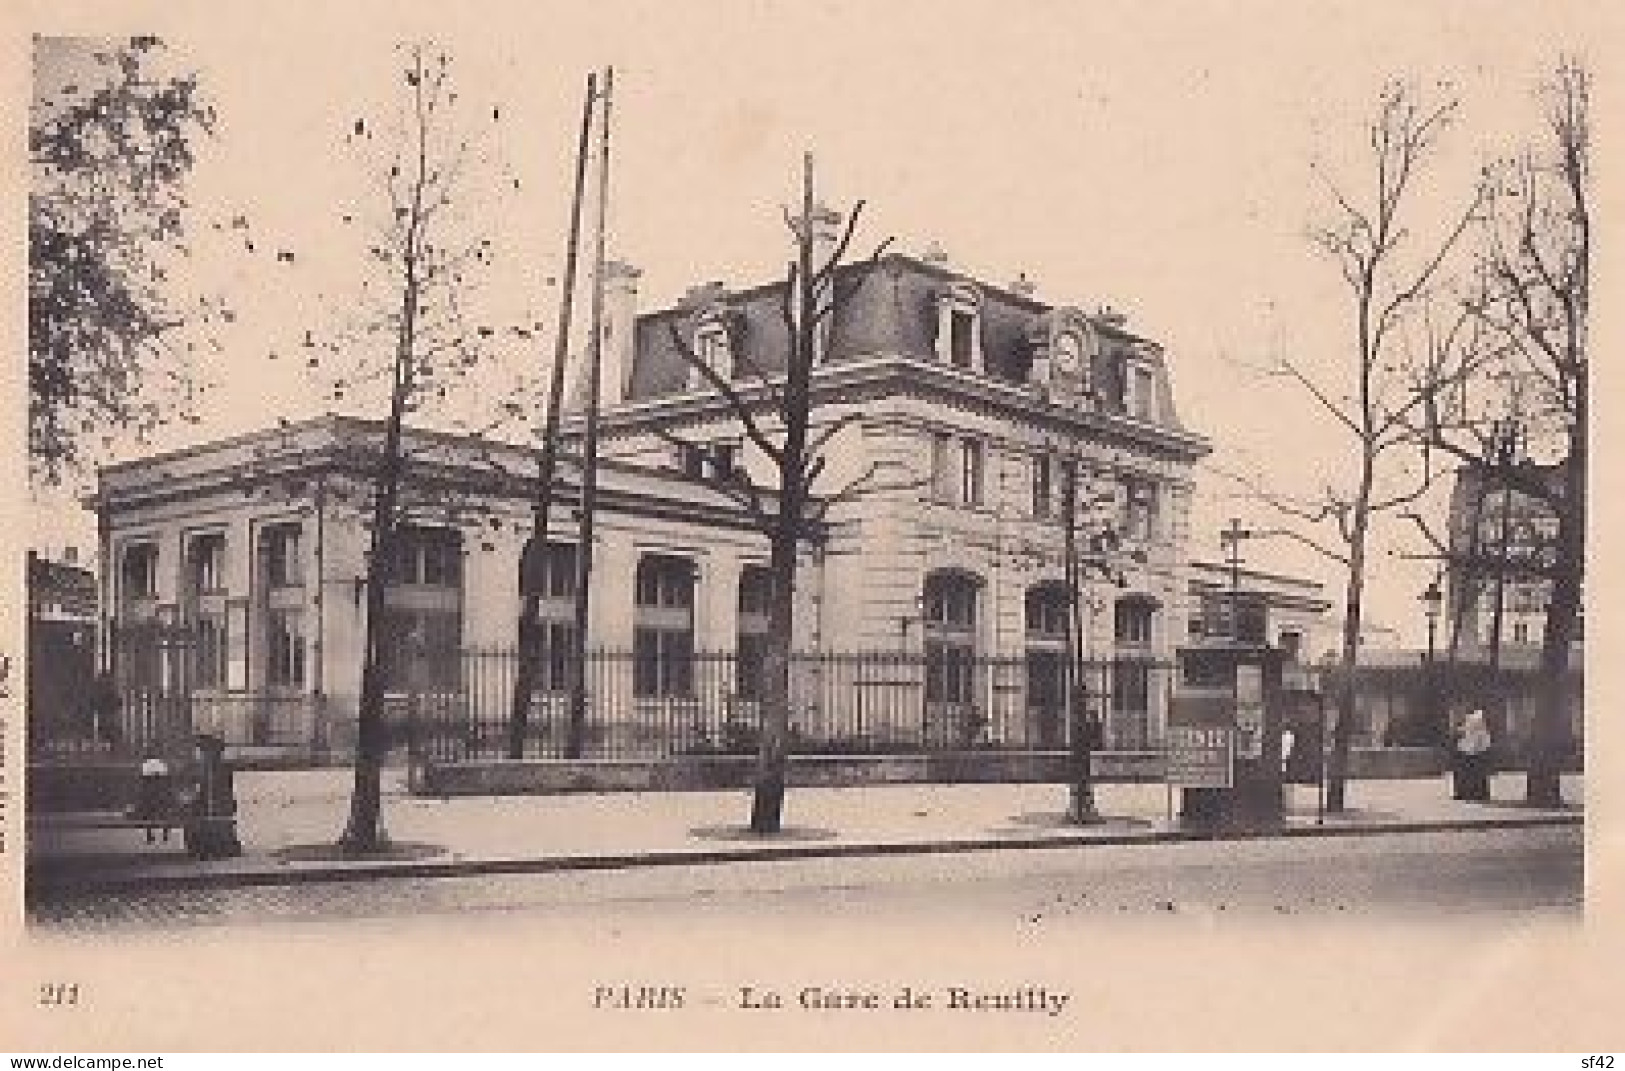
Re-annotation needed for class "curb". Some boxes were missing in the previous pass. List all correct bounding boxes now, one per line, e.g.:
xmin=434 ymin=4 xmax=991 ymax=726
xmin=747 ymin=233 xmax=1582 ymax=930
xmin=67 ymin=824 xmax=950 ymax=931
xmin=26 ymin=811 xmax=1582 ymax=897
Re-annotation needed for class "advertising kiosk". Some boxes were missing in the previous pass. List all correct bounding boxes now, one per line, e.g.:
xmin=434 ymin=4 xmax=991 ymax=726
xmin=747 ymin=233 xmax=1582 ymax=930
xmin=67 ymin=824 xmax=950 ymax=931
xmin=1167 ymin=643 xmax=1287 ymax=828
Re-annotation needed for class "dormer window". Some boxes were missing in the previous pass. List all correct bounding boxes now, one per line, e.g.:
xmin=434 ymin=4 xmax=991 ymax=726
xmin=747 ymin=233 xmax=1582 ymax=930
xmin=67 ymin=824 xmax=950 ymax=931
xmin=691 ymin=322 xmax=730 ymax=388
xmin=935 ymin=281 xmax=983 ymax=372
xmin=949 ymin=310 xmax=975 ymax=368
xmin=1125 ymin=360 xmax=1157 ymax=421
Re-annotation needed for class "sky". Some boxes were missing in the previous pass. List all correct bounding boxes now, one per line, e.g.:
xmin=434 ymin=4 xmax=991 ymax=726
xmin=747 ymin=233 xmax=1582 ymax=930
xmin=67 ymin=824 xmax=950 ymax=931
xmin=23 ymin=0 xmax=1610 ymax=647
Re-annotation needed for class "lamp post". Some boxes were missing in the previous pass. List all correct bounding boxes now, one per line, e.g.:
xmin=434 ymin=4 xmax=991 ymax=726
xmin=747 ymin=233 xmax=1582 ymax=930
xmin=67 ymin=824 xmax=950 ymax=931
xmin=1420 ymin=575 xmax=1443 ymax=745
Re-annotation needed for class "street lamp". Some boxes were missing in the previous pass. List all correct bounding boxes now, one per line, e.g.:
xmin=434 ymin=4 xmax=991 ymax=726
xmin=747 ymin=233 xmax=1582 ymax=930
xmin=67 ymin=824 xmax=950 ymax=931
xmin=1420 ymin=576 xmax=1443 ymax=664
xmin=1420 ymin=575 xmax=1443 ymax=746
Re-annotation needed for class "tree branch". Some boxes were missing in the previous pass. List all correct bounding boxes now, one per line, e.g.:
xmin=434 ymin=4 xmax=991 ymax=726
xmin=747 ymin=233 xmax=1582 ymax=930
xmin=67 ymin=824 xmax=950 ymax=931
xmin=663 ymin=319 xmax=784 ymax=467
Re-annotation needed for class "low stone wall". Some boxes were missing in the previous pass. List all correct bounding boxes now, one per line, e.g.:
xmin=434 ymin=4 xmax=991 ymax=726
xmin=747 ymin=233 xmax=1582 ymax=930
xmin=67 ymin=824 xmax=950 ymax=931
xmin=420 ymin=749 xmax=1209 ymax=797
xmin=412 ymin=744 xmax=1566 ymax=797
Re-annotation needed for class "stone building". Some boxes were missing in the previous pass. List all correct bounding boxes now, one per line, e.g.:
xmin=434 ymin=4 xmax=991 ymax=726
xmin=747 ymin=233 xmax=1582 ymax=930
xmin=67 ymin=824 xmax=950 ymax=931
xmin=573 ymin=250 xmax=1211 ymax=747
xmin=89 ymin=251 xmax=1262 ymax=760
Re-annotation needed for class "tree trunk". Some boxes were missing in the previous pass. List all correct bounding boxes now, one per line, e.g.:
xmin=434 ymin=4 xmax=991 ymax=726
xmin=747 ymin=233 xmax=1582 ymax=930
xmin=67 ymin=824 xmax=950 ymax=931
xmin=749 ymin=530 xmax=797 ymax=833
xmin=1326 ymin=470 xmax=1373 ymax=814
xmin=1527 ymin=429 xmax=1584 ymax=806
xmin=339 ymin=461 xmax=401 ymax=854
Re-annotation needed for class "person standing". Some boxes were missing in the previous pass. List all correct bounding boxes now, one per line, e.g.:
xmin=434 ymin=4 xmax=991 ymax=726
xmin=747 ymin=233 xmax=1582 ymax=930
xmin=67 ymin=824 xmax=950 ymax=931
xmin=1453 ymin=709 xmax=1494 ymax=802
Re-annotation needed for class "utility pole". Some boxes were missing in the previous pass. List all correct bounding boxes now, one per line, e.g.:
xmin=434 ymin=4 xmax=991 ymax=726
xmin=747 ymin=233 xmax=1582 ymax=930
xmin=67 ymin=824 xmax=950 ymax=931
xmin=507 ymin=71 xmax=595 ymax=759
xmin=567 ymin=65 xmax=613 ymax=758
xmin=1220 ymin=518 xmax=1253 ymax=643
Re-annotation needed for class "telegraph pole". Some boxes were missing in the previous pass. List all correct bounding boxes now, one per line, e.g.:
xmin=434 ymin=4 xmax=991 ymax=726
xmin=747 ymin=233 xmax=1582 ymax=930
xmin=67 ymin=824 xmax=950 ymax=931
xmin=567 ymin=66 xmax=613 ymax=758
xmin=507 ymin=71 xmax=595 ymax=759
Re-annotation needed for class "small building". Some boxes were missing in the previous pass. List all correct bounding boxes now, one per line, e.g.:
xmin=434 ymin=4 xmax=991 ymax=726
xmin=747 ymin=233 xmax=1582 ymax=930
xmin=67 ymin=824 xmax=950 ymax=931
xmin=1183 ymin=560 xmax=1331 ymax=663
xmin=26 ymin=550 xmax=99 ymax=754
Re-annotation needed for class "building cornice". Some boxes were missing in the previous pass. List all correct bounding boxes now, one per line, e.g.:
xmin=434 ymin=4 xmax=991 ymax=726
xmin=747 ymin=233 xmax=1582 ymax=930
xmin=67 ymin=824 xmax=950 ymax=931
xmin=586 ymin=353 xmax=1212 ymax=463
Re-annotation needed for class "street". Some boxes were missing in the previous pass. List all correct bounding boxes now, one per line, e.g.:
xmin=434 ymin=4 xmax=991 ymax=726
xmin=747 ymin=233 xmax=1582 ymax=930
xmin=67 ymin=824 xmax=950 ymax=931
xmin=28 ymin=824 xmax=1581 ymax=932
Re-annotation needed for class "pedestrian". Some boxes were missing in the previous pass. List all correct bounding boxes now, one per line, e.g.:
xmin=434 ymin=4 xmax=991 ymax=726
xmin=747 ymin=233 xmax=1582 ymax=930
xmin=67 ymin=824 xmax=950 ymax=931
xmin=1452 ymin=709 xmax=1494 ymax=802
xmin=182 ymin=733 xmax=242 ymax=860
xmin=128 ymin=752 xmax=176 ymax=843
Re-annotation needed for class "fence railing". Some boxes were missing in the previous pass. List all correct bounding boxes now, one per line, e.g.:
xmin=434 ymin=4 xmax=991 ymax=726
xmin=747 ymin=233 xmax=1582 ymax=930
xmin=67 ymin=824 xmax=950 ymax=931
xmin=404 ymin=649 xmax=1175 ymax=763
xmin=28 ymin=647 xmax=1173 ymax=765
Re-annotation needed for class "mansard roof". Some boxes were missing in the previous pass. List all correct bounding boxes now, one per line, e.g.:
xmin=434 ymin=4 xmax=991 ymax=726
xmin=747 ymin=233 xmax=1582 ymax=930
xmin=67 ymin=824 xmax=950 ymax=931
xmin=626 ymin=252 xmax=1192 ymax=435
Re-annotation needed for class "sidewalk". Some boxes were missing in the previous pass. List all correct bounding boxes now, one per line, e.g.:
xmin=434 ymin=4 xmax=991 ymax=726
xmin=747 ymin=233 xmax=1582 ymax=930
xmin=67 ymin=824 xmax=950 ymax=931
xmin=26 ymin=770 xmax=1584 ymax=894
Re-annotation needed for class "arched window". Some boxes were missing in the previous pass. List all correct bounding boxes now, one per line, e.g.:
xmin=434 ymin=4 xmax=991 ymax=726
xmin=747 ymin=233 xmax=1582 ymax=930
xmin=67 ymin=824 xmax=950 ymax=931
xmin=1110 ymin=595 xmax=1159 ymax=750
xmin=736 ymin=565 xmax=772 ymax=699
xmin=519 ymin=539 xmax=578 ymax=693
xmin=634 ymin=554 xmax=695 ymax=697
xmin=1024 ymin=582 xmax=1072 ymax=749
xmin=1025 ymin=583 xmax=1072 ymax=644
xmin=924 ymin=570 xmax=979 ymax=704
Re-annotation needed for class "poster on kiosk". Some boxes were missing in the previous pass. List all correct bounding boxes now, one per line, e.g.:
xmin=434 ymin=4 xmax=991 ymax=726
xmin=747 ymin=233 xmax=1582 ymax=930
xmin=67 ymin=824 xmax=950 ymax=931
xmin=1169 ymin=645 xmax=1285 ymax=828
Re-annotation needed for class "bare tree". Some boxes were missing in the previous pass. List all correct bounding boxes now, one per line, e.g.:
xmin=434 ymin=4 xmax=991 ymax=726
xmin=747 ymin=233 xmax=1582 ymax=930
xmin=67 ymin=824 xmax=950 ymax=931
xmin=1408 ymin=60 xmax=1588 ymax=807
xmin=663 ymin=153 xmax=898 ymax=834
xmin=1224 ymin=81 xmax=1485 ymax=812
xmin=331 ymin=46 xmax=514 ymax=854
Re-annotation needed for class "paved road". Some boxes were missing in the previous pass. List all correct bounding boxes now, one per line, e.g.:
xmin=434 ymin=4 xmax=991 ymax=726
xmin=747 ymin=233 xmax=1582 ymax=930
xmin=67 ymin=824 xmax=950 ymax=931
xmin=28 ymin=824 xmax=1580 ymax=932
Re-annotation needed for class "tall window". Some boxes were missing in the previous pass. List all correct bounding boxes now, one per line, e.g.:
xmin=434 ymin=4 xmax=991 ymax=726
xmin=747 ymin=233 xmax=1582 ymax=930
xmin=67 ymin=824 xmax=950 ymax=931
xmin=381 ymin=527 xmax=463 ymax=692
xmin=1031 ymin=453 xmax=1053 ymax=519
xmin=260 ymin=524 xmax=303 ymax=588
xmin=736 ymin=565 xmax=772 ymax=699
xmin=1121 ymin=477 xmax=1158 ymax=543
xmin=959 ymin=440 xmax=983 ymax=507
xmin=924 ymin=571 xmax=979 ymax=704
xmin=634 ymin=554 xmax=695 ymax=698
xmin=257 ymin=524 xmax=307 ymax=691
xmin=266 ymin=607 xmax=306 ymax=687
xmin=1024 ymin=583 xmax=1071 ymax=749
xmin=192 ymin=613 xmax=227 ymax=688
xmin=184 ymin=532 xmax=227 ymax=688
xmin=521 ymin=540 xmax=578 ymax=693
xmin=931 ymin=432 xmax=954 ymax=502
xmin=120 ymin=543 xmax=159 ymax=603
xmin=186 ymin=532 xmax=225 ymax=595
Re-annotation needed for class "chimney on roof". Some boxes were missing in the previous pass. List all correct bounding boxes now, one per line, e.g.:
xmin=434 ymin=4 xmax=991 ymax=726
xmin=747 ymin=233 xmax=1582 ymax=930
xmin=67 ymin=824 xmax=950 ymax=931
xmin=63 ymin=545 xmax=79 ymax=565
xmin=1010 ymin=272 xmax=1037 ymax=298
xmin=1096 ymin=305 xmax=1127 ymax=328
xmin=600 ymin=260 xmax=642 ymax=407
xmin=922 ymin=240 xmax=949 ymax=266
xmin=681 ymin=280 xmax=728 ymax=309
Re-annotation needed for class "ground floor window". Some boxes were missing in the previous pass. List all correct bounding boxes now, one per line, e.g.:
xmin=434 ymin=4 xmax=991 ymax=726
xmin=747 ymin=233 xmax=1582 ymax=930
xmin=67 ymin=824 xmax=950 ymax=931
xmin=924 ymin=571 xmax=979 ymax=704
xmin=736 ymin=565 xmax=772 ymax=699
xmin=634 ymin=554 xmax=695 ymax=698
xmin=191 ymin=609 xmax=227 ymax=688
xmin=266 ymin=607 xmax=306 ymax=688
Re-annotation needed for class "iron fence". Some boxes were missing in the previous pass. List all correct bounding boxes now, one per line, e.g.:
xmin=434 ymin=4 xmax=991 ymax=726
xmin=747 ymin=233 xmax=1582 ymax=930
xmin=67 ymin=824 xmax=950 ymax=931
xmin=405 ymin=649 xmax=1175 ymax=763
